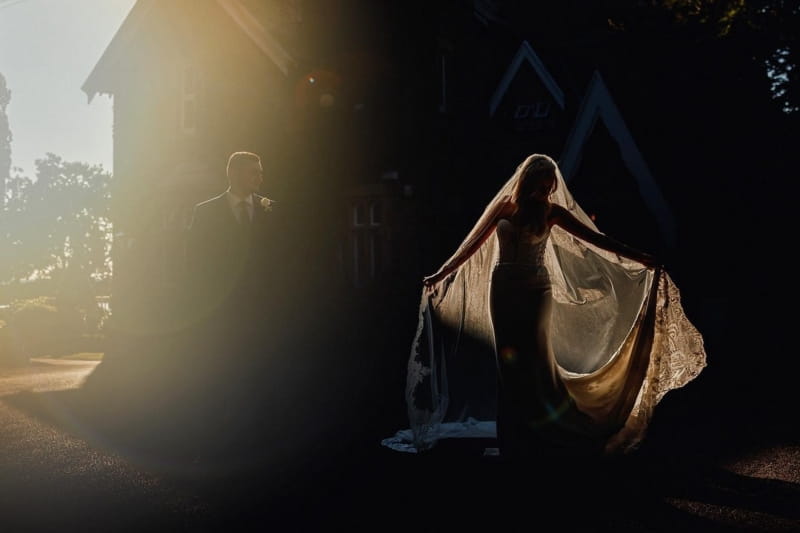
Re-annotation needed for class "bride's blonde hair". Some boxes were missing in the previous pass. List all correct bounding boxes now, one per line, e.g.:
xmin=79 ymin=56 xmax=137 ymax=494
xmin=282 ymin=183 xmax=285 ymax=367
xmin=509 ymin=155 xmax=558 ymax=232
xmin=510 ymin=155 xmax=558 ymax=206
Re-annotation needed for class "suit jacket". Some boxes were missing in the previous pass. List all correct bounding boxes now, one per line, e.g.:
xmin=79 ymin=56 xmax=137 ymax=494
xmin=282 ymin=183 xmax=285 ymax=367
xmin=184 ymin=191 xmax=283 ymax=331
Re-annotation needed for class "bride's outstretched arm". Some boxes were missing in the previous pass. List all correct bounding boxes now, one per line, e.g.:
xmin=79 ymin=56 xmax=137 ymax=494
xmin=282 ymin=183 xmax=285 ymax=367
xmin=549 ymin=204 xmax=661 ymax=268
xmin=423 ymin=196 xmax=513 ymax=287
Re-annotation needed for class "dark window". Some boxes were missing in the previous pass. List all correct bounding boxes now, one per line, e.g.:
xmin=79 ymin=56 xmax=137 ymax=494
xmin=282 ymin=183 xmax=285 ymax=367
xmin=369 ymin=201 xmax=382 ymax=225
xmin=534 ymin=101 xmax=550 ymax=118
xmin=513 ymin=101 xmax=552 ymax=132
xmin=350 ymin=199 xmax=384 ymax=286
xmin=353 ymin=204 xmax=366 ymax=226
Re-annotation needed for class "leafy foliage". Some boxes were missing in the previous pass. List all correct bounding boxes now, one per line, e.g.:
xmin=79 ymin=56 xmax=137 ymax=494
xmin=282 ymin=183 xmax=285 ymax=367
xmin=0 ymin=73 xmax=10 ymax=190
xmin=1 ymin=154 xmax=112 ymax=299
xmin=0 ymin=295 xmax=109 ymax=365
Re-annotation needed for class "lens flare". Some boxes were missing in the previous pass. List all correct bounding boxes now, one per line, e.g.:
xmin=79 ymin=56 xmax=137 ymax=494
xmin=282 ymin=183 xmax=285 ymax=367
xmin=500 ymin=346 xmax=516 ymax=363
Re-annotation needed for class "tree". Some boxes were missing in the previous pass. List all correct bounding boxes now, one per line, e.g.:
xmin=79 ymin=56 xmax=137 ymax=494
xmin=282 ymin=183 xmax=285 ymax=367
xmin=0 ymin=72 xmax=16 ymax=285
xmin=0 ymin=170 xmax=32 ymax=285
xmin=2 ymin=154 xmax=112 ymax=306
xmin=0 ymin=72 xmax=9 ymax=203
xmin=649 ymin=0 xmax=798 ymax=115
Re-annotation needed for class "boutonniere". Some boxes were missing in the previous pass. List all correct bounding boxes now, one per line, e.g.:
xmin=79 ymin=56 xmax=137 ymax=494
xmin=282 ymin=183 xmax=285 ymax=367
xmin=260 ymin=197 xmax=275 ymax=212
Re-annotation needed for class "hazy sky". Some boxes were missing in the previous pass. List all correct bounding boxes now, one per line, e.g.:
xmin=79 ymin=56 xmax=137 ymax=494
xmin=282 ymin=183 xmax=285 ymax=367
xmin=0 ymin=0 xmax=136 ymax=177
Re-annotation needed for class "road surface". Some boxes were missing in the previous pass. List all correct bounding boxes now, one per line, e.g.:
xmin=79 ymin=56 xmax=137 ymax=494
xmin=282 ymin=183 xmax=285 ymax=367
xmin=1 ymin=359 xmax=799 ymax=532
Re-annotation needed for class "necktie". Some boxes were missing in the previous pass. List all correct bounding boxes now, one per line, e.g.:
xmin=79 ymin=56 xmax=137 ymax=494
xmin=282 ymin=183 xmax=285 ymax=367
xmin=237 ymin=200 xmax=251 ymax=227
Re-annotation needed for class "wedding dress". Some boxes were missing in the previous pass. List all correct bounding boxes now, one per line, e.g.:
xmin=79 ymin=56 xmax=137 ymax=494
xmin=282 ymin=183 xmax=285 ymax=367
xmin=382 ymin=154 xmax=707 ymax=457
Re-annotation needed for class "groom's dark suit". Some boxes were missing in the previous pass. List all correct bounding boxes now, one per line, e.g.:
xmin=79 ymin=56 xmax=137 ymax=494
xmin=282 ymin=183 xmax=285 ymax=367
xmin=185 ymin=189 xmax=282 ymax=368
xmin=185 ymin=190 xmax=278 ymax=332
xmin=182 ymin=190 xmax=285 ymax=453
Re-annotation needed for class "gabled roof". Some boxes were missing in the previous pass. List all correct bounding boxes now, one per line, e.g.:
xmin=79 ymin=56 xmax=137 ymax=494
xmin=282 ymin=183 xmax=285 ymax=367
xmin=559 ymin=71 xmax=676 ymax=246
xmin=489 ymin=40 xmax=565 ymax=117
xmin=81 ymin=0 xmax=156 ymax=103
xmin=82 ymin=0 xmax=295 ymax=103
xmin=216 ymin=0 xmax=295 ymax=76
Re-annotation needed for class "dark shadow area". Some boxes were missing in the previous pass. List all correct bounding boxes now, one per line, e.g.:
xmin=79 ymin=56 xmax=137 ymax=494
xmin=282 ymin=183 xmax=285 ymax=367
xmin=3 ymin=281 xmax=799 ymax=531
xmin=0 ymin=286 xmax=414 ymax=529
xmin=657 ymin=463 xmax=800 ymax=521
xmin=5 ymin=358 xmax=799 ymax=532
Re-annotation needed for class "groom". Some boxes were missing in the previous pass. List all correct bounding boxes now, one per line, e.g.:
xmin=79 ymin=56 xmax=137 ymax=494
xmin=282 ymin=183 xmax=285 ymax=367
xmin=185 ymin=150 xmax=278 ymax=333
xmin=183 ymin=150 xmax=284 ymax=455
xmin=184 ymin=151 xmax=289 ymax=378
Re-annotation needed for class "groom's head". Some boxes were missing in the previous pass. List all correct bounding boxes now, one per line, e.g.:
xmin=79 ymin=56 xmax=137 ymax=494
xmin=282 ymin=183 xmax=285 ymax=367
xmin=227 ymin=151 xmax=263 ymax=196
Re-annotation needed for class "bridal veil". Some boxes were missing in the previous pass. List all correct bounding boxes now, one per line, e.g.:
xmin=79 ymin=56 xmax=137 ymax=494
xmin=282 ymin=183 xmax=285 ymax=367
xmin=382 ymin=154 xmax=707 ymax=455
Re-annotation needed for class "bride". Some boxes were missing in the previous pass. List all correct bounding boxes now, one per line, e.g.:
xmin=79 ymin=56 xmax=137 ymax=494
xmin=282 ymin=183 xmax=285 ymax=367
xmin=383 ymin=153 xmax=707 ymax=461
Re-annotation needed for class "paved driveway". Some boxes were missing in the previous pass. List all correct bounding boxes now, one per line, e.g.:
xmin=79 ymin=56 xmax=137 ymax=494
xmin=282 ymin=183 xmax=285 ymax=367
xmin=1 ymin=359 xmax=799 ymax=532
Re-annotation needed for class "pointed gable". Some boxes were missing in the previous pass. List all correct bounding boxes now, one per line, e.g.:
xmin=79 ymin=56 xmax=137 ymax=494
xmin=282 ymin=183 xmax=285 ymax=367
xmin=81 ymin=0 xmax=295 ymax=103
xmin=560 ymin=71 xmax=676 ymax=247
xmin=81 ymin=0 xmax=157 ymax=103
xmin=489 ymin=40 xmax=565 ymax=117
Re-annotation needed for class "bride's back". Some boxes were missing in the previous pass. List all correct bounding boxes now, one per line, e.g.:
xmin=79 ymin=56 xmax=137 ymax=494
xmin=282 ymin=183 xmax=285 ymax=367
xmin=495 ymin=218 xmax=550 ymax=267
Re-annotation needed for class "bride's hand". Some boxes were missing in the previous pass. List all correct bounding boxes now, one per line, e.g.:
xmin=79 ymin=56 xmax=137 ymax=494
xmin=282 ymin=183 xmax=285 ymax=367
xmin=422 ymin=281 xmax=438 ymax=300
xmin=423 ymin=273 xmax=442 ymax=290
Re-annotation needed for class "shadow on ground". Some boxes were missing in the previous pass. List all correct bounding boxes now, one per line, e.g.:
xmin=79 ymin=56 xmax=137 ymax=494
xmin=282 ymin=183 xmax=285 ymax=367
xmin=4 ymin=293 xmax=800 ymax=531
